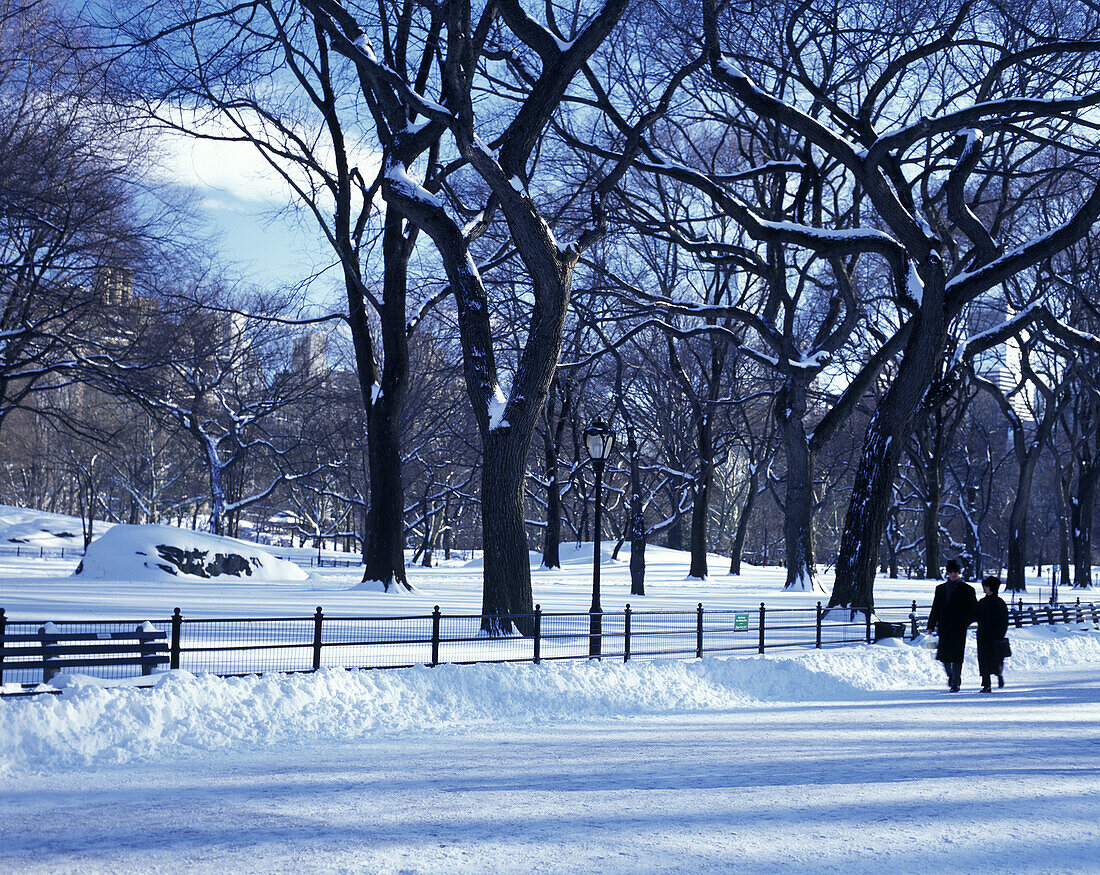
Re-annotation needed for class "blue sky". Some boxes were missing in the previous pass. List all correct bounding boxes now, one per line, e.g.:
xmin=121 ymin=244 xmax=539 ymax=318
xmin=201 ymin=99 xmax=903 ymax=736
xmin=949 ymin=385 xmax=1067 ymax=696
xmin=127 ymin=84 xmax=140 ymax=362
xmin=161 ymin=126 xmax=342 ymax=305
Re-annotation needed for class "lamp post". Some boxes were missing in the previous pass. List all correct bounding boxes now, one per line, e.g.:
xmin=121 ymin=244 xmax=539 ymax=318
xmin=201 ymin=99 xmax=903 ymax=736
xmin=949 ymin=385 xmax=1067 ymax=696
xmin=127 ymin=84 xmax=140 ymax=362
xmin=585 ymin=418 xmax=615 ymax=658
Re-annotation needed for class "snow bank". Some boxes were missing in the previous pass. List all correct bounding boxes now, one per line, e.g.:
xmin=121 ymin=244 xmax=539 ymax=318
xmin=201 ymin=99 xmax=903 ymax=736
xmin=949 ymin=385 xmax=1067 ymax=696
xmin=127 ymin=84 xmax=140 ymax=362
xmin=3 ymin=627 xmax=1098 ymax=776
xmin=0 ymin=506 xmax=88 ymax=548
xmin=73 ymin=524 xmax=308 ymax=582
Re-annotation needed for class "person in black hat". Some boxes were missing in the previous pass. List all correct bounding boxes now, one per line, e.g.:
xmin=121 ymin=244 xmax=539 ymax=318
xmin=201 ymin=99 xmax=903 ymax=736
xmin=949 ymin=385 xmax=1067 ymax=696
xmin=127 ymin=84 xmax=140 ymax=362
xmin=976 ymin=575 xmax=1009 ymax=692
xmin=926 ymin=558 xmax=978 ymax=691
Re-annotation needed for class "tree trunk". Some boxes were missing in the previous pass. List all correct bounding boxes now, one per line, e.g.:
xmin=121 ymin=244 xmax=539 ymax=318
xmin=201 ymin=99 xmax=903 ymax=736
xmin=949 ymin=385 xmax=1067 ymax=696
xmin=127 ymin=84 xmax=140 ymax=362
xmin=362 ymin=392 xmax=409 ymax=588
xmin=1056 ymin=468 xmax=1073 ymax=598
xmin=729 ymin=464 xmax=759 ymax=575
xmin=1005 ymin=451 xmax=1042 ymax=592
xmin=480 ymin=430 xmax=536 ymax=635
xmin=923 ymin=454 xmax=942 ymax=580
xmin=542 ymin=438 xmax=561 ymax=568
xmin=831 ymin=416 xmax=904 ymax=611
xmin=416 ymin=491 xmax=433 ymax=567
xmin=79 ymin=481 xmax=95 ymax=549
xmin=831 ymin=290 xmax=946 ymax=612
xmin=204 ymin=441 xmax=226 ymax=537
xmin=666 ymin=512 xmax=683 ymax=551
xmin=884 ymin=497 xmax=900 ymax=579
xmin=628 ymin=425 xmax=646 ymax=596
xmin=688 ymin=413 xmax=713 ymax=579
xmin=359 ymin=212 xmax=411 ymax=590
xmin=960 ymin=495 xmax=981 ymax=580
xmin=777 ymin=380 xmax=819 ymax=591
xmin=1073 ymin=452 xmax=1098 ymax=588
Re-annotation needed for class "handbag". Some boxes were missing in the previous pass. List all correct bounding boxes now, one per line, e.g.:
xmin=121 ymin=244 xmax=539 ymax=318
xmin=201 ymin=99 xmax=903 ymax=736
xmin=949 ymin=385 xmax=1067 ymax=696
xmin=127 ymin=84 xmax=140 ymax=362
xmin=998 ymin=637 xmax=1012 ymax=660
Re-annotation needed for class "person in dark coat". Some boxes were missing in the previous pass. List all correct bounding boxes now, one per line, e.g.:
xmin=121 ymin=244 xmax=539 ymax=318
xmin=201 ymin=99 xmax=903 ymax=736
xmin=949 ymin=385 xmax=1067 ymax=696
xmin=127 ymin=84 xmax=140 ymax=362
xmin=926 ymin=558 xmax=978 ymax=691
xmin=976 ymin=575 xmax=1009 ymax=692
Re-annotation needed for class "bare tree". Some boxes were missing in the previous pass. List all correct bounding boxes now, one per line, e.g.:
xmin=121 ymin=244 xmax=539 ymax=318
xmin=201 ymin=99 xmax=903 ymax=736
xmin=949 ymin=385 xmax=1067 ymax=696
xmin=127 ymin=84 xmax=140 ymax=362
xmin=301 ymin=0 xmax=634 ymax=632
xmin=684 ymin=0 xmax=1100 ymax=610
xmin=0 ymin=0 xmax=169 ymax=437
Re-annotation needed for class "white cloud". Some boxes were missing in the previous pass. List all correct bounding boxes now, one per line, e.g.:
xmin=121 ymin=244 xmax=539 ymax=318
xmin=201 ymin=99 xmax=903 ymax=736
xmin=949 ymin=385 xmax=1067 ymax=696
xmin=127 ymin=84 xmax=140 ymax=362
xmin=155 ymin=107 xmax=382 ymax=211
xmin=164 ymin=132 xmax=292 ymax=206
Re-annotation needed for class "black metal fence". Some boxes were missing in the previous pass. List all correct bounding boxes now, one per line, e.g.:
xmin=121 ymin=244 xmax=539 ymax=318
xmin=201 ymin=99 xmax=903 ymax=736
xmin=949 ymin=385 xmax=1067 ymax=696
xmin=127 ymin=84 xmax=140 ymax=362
xmin=0 ymin=544 xmax=81 ymax=559
xmin=270 ymin=554 xmax=361 ymax=568
xmin=3 ymin=599 xmax=1098 ymax=691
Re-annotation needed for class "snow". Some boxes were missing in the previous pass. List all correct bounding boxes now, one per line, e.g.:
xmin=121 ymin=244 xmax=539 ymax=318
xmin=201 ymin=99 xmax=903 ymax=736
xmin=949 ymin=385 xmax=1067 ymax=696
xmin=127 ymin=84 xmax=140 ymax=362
xmin=352 ymin=33 xmax=376 ymax=62
xmin=782 ymin=568 xmax=823 ymax=593
xmin=0 ymin=505 xmax=91 ymax=548
xmin=791 ymin=349 xmax=832 ymax=370
xmin=906 ymin=261 xmax=924 ymax=304
xmin=73 ymin=524 xmax=308 ymax=583
xmin=487 ymin=382 xmax=508 ymax=430
xmin=2 ymin=629 xmax=1100 ymax=871
xmin=2 ymin=509 xmax=1100 ymax=870
xmin=3 ymin=626 xmax=1096 ymax=773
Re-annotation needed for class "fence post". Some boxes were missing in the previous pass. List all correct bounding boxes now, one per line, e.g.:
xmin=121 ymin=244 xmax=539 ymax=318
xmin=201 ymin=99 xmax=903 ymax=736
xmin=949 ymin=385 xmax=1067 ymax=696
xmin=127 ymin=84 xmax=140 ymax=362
xmin=910 ymin=600 xmax=918 ymax=640
xmin=816 ymin=602 xmax=822 ymax=649
xmin=137 ymin=624 xmax=157 ymax=676
xmin=430 ymin=605 xmax=441 ymax=667
xmin=533 ymin=604 xmax=541 ymax=665
xmin=312 ymin=607 xmax=324 ymax=671
xmin=865 ymin=607 xmax=872 ymax=644
xmin=39 ymin=625 xmax=59 ymax=683
xmin=1077 ymin=598 xmax=1083 ymax=624
xmin=170 ymin=607 xmax=182 ymax=670
xmin=624 ymin=604 xmax=631 ymax=663
xmin=696 ymin=603 xmax=704 ymax=658
xmin=0 ymin=607 xmax=5 ymax=686
xmin=758 ymin=603 xmax=766 ymax=654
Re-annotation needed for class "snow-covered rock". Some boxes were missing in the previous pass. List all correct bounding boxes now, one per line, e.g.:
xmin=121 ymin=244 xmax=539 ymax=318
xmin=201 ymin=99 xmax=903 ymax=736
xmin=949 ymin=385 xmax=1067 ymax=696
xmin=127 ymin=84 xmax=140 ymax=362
xmin=0 ymin=506 xmax=87 ymax=547
xmin=72 ymin=524 xmax=308 ymax=582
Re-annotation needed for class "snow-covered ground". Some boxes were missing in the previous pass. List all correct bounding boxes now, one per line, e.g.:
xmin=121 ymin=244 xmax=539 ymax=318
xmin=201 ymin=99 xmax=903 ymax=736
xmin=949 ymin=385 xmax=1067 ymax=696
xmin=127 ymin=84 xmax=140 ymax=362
xmin=0 ymin=504 xmax=1072 ymax=621
xmin=3 ymin=505 xmax=1099 ymax=872
xmin=2 ymin=627 xmax=1100 ymax=872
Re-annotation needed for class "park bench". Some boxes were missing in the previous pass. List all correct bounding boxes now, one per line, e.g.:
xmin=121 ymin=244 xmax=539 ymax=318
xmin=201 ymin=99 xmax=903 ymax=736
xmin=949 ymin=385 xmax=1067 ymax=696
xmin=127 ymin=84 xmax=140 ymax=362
xmin=0 ymin=623 xmax=168 ymax=687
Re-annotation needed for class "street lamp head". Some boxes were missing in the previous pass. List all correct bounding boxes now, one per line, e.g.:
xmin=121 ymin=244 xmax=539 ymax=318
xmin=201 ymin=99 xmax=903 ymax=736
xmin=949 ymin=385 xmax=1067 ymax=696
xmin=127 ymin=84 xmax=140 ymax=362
xmin=584 ymin=418 xmax=615 ymax=461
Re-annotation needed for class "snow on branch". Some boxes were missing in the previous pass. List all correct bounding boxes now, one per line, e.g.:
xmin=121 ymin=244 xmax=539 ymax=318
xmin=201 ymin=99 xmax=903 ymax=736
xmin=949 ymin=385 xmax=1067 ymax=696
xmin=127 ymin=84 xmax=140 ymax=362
xmin=865 ymin=92 xmax=1100 ymax=168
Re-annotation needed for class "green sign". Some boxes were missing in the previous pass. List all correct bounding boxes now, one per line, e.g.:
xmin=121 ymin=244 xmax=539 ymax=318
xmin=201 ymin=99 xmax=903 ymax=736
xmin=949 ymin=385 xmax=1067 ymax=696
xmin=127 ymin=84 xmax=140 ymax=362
xmin=733 ymin=612 xmax=749 ymax=632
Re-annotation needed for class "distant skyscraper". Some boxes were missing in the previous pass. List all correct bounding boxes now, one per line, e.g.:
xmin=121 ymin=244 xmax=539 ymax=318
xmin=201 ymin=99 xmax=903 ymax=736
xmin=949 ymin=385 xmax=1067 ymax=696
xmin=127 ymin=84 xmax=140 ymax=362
xmin=94 ymin=266 xmax=134 ymax=307
xmin=292 ymin=332 xmax=328 ymax=378
xmin=965 ymin=289 xmax=1034 ymax=422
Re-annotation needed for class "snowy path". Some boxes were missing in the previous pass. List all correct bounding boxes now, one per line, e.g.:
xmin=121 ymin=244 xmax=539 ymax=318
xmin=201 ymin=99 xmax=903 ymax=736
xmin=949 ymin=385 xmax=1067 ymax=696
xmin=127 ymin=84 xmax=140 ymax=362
xmin=4 ymin=664 xmax=1099 ymax=874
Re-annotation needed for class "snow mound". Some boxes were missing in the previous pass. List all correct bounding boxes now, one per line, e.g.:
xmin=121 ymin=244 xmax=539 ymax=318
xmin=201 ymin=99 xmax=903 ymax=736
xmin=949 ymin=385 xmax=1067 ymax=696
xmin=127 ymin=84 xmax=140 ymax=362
xmin=72 ymin=524 xmax=308 ymax=582
xmin=3 ymin=629 xmax=1096 ymax=775
xmin=0 ymin=506 xmax=87 ymax=548
xmin=464 ymin=550 xmax=543 ymax=569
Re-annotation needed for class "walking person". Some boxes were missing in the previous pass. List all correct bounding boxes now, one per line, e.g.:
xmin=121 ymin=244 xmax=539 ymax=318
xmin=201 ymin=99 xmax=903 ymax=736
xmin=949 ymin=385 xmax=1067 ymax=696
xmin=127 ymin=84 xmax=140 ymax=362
xmin=926 ymin=558 xmax=978 ymax=692
xmin=976 ymin=575 xmax=1009 ymax=692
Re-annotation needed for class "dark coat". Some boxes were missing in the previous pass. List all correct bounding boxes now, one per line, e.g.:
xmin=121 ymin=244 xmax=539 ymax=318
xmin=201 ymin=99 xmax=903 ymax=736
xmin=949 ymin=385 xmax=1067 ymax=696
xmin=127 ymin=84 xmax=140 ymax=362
xmin=927 ymin=579 xmax=978 ymax=663
xmin=976 ymin=594 xmax=1009 ymax=677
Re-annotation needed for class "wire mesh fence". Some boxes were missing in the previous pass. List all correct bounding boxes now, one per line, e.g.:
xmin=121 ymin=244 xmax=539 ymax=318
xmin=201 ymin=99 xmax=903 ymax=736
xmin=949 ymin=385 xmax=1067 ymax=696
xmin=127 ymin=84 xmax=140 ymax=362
xmin=0 ymin=544 xmax=82 ymax=560
xmin=4 ymin=599 xmax=1099 ymax=691
xmin=0 ymin=617 xmax=171 ymax=685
